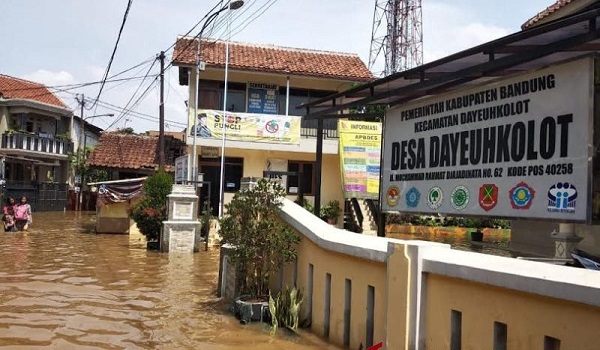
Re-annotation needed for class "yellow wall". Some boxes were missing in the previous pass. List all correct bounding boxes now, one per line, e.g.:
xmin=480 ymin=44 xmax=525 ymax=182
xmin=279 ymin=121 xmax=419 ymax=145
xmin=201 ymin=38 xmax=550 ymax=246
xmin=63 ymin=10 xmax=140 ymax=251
xmin=425 ymin=274 xmax=600 ymax=350
xmin=218 ymin=148 xmax=344 ymax=225
xmin=280 ymin=234 xmax=387 ymax=349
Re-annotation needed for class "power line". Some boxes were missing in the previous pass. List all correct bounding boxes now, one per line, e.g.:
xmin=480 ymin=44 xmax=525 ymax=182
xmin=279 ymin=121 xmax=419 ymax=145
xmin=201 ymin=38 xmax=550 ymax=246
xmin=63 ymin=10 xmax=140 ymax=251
xmin=90 ymin=0 xmax=134 ymax=109
xmin=107 ymin=75 xmax=159 ymax=129
xmin=111 ymin=59 xmax=158 ymax=125
xmin=230 ymin=0 xmax=278 ymax=38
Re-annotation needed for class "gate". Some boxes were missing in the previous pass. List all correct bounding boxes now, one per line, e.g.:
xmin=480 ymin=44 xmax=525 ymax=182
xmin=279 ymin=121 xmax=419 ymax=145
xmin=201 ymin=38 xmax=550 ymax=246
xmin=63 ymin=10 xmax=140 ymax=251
xmin=2 ymin=181 xmax=68 ymax=212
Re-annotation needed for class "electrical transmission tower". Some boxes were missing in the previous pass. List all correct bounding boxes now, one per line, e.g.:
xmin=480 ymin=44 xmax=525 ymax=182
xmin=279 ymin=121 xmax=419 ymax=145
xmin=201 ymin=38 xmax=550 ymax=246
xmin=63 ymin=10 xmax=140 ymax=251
xmin=369 ymin=0 xmax=423 ymax=77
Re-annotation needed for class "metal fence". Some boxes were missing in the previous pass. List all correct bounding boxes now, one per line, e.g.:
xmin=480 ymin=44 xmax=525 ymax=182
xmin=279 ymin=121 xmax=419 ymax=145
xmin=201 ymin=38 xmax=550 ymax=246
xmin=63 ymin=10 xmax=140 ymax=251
xmin=2 ymin=181 xmax=68 ymax=212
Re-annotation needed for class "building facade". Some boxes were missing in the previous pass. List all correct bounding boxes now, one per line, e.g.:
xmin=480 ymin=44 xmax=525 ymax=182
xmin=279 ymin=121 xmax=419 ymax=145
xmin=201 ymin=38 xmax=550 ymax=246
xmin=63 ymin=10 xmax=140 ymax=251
xmin=0 ymin=74 xmax=74 ymax=211
xmin=172 ymin=38 xmax=373 ymax=218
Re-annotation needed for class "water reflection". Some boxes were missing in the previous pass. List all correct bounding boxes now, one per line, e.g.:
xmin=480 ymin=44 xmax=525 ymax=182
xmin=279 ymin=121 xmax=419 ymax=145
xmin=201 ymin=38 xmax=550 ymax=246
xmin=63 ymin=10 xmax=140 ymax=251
xmin=0 ymin=212 xmax=340 ymax=349
xmin=386 ymin=226 xmax=513 ymax=257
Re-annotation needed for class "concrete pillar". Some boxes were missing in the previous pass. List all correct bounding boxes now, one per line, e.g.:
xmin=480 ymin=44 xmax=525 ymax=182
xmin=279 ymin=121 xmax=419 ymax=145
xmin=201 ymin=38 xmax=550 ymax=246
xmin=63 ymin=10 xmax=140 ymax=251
xmin=550 ymin=223 xmax=583 ymax=259
xmin=161 ymin=184 xmax=202 ymax=253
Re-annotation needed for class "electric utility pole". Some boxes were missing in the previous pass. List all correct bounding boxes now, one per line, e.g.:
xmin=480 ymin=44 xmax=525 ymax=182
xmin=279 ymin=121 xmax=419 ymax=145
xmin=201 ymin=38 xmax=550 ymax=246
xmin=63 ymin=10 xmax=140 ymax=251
xmin=75 ymin=94 xmax=85 ymax=211
xmin=158 ymin=51 xmax=166 ymax=169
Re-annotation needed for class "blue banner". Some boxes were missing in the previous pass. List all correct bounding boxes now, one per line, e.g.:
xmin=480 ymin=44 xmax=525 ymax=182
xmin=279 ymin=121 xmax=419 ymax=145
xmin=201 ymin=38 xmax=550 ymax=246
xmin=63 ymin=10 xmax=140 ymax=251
xmin=247 ymin=82 xmax=278 ymax=114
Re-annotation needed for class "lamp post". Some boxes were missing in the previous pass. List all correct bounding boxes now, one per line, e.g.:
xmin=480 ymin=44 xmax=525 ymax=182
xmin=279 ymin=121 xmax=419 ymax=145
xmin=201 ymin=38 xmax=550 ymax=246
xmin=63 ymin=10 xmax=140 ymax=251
xmin=191 ymin=0 xmax=244 ymax=187
xmin=77 ymin=113 xmax=114 ymax=211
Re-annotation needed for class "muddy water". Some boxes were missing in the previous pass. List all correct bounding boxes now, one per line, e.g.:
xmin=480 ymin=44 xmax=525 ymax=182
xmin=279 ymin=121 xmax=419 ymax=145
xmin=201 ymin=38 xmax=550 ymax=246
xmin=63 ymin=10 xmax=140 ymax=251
xmin=0 ymin=212 xmax=340 ymax=350
xmin=387 ymin=226 xmax=513 ymax=257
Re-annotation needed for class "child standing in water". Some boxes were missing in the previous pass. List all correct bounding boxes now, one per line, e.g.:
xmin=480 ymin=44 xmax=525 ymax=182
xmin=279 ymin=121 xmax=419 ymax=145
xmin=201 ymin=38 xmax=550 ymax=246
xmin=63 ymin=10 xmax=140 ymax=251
xmin=3 ymin=206 xmax=15 ymax=232
xmin=14 ymin=196 xmax=32 ymax=231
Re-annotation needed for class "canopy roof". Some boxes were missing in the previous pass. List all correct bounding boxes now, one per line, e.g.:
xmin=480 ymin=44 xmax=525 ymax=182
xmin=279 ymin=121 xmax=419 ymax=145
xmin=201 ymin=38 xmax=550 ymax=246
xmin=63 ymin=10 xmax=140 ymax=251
xmin=302 ymin=8 xmax=600 ymax=119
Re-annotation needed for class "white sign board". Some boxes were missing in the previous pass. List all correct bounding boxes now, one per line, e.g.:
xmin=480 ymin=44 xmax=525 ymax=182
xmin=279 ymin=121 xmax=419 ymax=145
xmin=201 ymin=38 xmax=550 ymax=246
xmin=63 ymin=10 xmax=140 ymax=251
xmin=382 ymin=58 xmax=593 ymax=222
xmin=175 ymin=154 xmax=191 ymax=183
xmin=265 ymin=159 xmax=288 ymax=189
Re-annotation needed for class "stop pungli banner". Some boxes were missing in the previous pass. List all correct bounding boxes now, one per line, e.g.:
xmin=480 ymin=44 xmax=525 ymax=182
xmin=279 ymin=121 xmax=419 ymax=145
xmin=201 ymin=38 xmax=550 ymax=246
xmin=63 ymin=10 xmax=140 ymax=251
xmin=382 ymin=58 xmax=593 ymax=222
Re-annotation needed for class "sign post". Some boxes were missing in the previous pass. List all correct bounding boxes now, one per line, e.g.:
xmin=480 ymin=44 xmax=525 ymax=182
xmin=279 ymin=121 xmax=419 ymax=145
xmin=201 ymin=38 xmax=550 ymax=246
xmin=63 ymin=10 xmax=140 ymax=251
xmin=338 ymin=120 xmax=382 ymax=199
xmin=381 ymin=58 xmax=593 ymax=222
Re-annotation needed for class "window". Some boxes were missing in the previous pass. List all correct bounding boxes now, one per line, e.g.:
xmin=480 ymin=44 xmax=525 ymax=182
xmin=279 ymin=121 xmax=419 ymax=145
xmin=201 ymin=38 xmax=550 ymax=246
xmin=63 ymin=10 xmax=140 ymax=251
xmin=287 ymin=161 xmax=315 ymax=195
xmin=219 ymin=90 xmax=246 ymax=112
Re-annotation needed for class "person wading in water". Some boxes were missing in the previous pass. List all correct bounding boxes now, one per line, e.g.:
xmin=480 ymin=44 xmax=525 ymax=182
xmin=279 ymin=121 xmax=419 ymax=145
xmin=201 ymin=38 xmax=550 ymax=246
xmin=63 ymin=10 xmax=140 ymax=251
xmin=14 ymin=196 xmax=32 ymax=231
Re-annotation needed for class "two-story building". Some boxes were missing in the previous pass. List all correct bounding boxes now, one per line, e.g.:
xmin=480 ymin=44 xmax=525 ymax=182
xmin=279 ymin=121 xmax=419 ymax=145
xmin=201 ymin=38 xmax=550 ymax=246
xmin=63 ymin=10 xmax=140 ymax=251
xmin=172 ymin=38 xmax=373 ymax=220
xmin=0 ymin=74 xmax=74 ymax=210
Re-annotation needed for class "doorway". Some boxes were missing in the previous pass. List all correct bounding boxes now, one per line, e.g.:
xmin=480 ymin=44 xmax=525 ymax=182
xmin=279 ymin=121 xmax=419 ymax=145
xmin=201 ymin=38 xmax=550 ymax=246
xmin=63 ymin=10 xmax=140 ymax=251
xmin=199 ymin=156 xmax=244 ymax=216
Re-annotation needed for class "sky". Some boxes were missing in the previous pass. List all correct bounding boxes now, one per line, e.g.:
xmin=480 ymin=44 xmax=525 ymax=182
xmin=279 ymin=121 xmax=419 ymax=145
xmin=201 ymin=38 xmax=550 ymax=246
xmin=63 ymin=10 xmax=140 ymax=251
xmin=0 ymin=0 xmax=553 ymax=133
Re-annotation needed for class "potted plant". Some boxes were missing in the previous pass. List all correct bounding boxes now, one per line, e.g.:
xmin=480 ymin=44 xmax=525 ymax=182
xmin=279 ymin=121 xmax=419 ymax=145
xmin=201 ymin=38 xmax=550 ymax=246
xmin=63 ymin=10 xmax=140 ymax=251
xmin=471 ymin=218 xmax=490 ymax=242
xmin=129 ymin=170 xmax=173 ymax=250
xmin=219 ymin=178 xmax=300 ymax=324
xmin=320 ymin=199 xmax=341 ymax=225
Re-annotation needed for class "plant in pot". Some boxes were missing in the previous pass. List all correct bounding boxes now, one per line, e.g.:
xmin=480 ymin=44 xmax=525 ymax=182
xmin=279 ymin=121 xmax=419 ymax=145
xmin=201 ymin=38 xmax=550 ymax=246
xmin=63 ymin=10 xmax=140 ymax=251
xmin=219 ymin=178 xmax=300 ymax=324
xmin=129 ymin=170 xmax=173 ymax=250
xmin=320 ymin=199 xmax=341 ymax=225
xmin=471 ymin=218 xmax=490 ymax=242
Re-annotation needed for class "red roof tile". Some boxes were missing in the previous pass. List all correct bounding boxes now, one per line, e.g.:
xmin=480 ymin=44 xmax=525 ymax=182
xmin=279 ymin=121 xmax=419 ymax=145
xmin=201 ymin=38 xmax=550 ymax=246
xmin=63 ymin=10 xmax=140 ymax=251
xmin=173 ymin=38 xmax=374 ymax=82
xmin=87 ymin=132 xmax=185 ymax=172
xmin=0 ymin=74 xmax=68 ymax=109
xmin=522 ymin=0 xmax=578 ymax=29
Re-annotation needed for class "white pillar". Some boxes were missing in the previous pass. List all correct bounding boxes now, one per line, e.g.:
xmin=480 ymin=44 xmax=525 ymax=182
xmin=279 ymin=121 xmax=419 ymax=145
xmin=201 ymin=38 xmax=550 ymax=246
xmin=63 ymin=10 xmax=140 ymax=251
xmin=551 ymin=223 xmax=582 ymax=259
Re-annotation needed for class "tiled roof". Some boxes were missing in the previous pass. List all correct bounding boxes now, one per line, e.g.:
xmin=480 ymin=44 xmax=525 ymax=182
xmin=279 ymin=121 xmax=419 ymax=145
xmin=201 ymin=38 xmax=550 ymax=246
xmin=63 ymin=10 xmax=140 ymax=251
xmin=87 ymin=132 xmax=179 ymax=172
xmin=173 ymin=38 xmax=374 ymax=82
xmin=0 ymin=74 xmax=68 ymax=109
xmin=522 ymin=0 xmax=578 ymax=29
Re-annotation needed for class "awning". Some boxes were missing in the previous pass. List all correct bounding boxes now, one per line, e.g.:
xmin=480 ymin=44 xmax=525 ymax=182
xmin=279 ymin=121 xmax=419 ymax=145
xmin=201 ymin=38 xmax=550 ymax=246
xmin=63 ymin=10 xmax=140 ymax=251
xmin=301 ymin=8 xmax=600 ymax=120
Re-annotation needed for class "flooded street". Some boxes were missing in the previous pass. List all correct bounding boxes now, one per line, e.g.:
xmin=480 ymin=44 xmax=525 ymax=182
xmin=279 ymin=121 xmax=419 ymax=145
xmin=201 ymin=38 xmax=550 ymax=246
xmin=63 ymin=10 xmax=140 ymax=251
xmin=0 ymin=212 xmax=340 ymax=350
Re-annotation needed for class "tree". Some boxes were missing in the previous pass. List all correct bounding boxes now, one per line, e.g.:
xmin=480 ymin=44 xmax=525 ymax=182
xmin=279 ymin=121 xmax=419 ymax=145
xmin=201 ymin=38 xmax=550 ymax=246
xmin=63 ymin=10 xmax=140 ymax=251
xmin=219 ymin=179 xmax=300 ymax=297
xmin=129 ymin=170 xmax=173 ymax=241
xmin=115 ymin=127 xmax=135 ymax=134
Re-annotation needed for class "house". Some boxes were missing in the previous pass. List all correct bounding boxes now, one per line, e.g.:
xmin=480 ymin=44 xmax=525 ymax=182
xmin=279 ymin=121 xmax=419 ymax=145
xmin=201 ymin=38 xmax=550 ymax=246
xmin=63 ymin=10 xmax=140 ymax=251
xmin=86 ymin=132 xmax=186 ymax=179
xmin=146 ymin=130 xmax=186 ymax=142
xmin=0 ymin=74 xmax=74 ymax=211
xmin=522 ymin=0 xmax=599 ymax=29
xmin=172 ymin=37 xmax=374 ymax=219
xmin=72 ymin=115 xmax=104 ymax=152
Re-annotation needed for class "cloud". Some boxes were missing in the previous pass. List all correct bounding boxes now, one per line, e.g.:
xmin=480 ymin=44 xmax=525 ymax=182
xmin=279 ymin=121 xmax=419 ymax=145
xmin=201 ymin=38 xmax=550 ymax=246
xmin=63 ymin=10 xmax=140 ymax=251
xmin=423 ymin=2 xmax=510 ymax=62
xmin=20 ymin=69 xmax=77 ymax=87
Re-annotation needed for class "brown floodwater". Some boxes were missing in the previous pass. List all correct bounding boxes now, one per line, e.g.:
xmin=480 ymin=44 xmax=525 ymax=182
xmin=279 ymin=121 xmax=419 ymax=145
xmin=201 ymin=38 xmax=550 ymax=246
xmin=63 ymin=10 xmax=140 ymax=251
xmin=0 ymin=212 xmax=340 ymax=350
xmin=386 ymin=226 xmax=514 ymax=257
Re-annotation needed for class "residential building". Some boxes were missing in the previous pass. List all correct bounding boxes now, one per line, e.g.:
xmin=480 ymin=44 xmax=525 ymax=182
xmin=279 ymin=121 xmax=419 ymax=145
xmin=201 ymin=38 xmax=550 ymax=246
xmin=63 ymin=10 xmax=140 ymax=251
xmin=86 ymin=132 xmax=186 ymax=179
xmin=146 ymin=130 xmax=186 ymax=142
xmin=0 ymin=74 xmax=74 ymax=210
xmin=72 ymin=115 xmax=104 ymax=153
xmin=521 ymin=0 xmax=598 ymax=29
xmin=172 ymin=38 xmax=374 ymax=218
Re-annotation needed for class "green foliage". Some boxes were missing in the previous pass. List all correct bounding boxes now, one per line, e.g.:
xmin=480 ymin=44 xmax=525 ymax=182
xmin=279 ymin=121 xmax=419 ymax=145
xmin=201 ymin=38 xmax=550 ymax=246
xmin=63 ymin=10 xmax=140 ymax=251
xmin=319 ymin=199 xmax=341 ymax=221
xmin=201 ymin=200 xmax=213 ymax=238
xmin=295 ymin=197 xmax=313 ymax=213
xmin=129 ymin=170 xmax=173 ymax=241
xmin=219 ymin=179 xmax=300 ymax=297
xmin=54 ymin=133 xmax=72 ymax=141
xmin=269 ymin=286 xmax=304 ymax=335
xmin=116 ymin=127 xmax=135 ymax=134
xmin=386 ymin=214 xmax=511 ymax=229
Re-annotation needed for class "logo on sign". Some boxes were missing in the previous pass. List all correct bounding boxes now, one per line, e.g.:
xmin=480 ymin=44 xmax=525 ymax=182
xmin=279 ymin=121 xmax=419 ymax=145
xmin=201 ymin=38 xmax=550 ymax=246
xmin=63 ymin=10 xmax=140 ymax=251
xmin=406 ymin=187 xmax=420 ymax=208
xmin=509 ymin=182 xmax=535 ymax=209
xmin=427 ymin=186 xmax=443 ymax=209
xmin=547 ymin=182 xmax=577 ymax=213
xmin=265 ymin=120 xmax=279 ymax=133
xmin=479 ymin=184 xmax=498 ymax=211
xmin=451 ymin=186 xmax=469 ymax=210
xmin=386 ymin=186 xmax=400 ymax=207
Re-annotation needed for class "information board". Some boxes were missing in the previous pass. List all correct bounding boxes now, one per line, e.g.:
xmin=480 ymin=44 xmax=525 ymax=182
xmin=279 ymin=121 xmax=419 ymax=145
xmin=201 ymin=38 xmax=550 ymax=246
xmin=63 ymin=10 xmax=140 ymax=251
xmin=247 ymin=82 xmax=278 ymax=114
xmin=382 ymin=58 xmax=593 ymax=222
xmin=339 ymin=120 xmax=382 ymax=199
